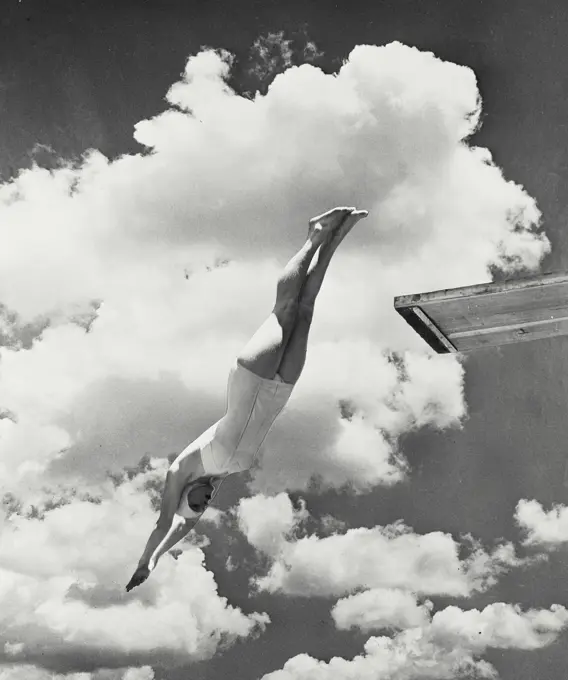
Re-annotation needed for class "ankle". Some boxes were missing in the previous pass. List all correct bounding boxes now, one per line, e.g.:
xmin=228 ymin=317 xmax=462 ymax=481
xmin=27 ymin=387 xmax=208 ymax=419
xmin=308 ymin=226 xmax=327 ymax=248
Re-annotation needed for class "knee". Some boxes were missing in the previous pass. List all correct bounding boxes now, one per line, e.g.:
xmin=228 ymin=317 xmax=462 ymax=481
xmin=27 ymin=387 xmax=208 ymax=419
xmin=276 ymin=272 xmax=303 ymax=304
xmin=274 ymin=298 xmax=299 ymax=331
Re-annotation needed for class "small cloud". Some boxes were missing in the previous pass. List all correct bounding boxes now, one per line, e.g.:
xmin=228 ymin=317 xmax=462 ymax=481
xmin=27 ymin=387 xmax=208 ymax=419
xmin=4 ymin=642 xmax=25 ymax=658
xmin=303 ymin=40 xmax=324 ymax=63
xmin=318 ymin=514 xmax=347 ymax=536
xmin=515 ymin=499 xmax=568 ymax=547
xmin=237 ymin=492 xmax=309 ymax=557
xmin=332 ymin=588 xmax=432 ymax=632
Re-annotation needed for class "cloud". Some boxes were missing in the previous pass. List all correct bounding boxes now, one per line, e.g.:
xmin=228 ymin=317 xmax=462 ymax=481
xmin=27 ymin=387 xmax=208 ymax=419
xmin=0 ymin=39 xmax=550 ymax=677
xmin=331 ymin=589 xmax=432 ymax=632
xmin=236 ymin=492 xmax=308 ymax=557
xmin=261 ymin=636 xmax=495 ymax=680
xmin=251 ymin=349 xmax=467 ymax=495
xmin=0 ymin=665 xmax=154 ymax=680
xmin=248 ymin=32 xmax=294 ymax=81
xmin=515 ymin=499 xmax=568 ymax=547
xmin=302 ymin=40 xmax=323 ymax=63
xmin=247 ymin=29 xmax=324 ymax=87
xmin=261 ymin=603 xmax=568 ymax=680
xmin=0 ymin=41 xmax=547 ymax=499
xmin=238 ymin=494 xmax=523 ymax=598
xmin=318 ymin=514 xmax=347 ymax=535
xmin=0 ymin=470 xmax=269 ymax=672
xmin=429 ymin=602 xmax=568 ymax=651
xmin=0 ymin=42 xmax=547 ymax=321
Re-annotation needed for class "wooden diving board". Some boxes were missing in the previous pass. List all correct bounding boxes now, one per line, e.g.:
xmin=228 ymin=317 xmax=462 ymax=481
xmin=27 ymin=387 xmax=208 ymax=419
xmin=394 ymin=271 xmax=568 ymax=353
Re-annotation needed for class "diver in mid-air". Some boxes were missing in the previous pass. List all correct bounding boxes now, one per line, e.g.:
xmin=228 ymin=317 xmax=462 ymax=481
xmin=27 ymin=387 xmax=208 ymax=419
xmin=126 ymin=206 xmax=368 ymax=592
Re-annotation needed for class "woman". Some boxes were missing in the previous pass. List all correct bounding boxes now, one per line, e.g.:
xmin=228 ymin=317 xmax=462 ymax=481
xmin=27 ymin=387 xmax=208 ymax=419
xmin=126 ymin=206 xmax=368 ymax=592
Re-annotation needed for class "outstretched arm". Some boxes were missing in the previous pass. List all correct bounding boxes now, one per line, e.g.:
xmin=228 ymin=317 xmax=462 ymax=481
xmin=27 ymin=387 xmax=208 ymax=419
xmin=126 ymin=514 xmax=198 ymax=592
xmin=126 ymin=451 xmax=225 ymax=592
xmin=126 ymin=464 xmax=188 ymax=591
xmin=147 ymin=514 xmax=198 ymax=568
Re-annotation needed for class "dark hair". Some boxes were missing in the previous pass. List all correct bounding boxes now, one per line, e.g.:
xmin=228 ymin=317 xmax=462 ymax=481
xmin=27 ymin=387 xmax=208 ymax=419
xmin=186 ymin=479 xmax=214 ymax=511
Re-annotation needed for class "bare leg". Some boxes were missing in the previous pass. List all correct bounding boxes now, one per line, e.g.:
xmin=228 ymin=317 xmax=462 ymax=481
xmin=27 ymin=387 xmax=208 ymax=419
xmin=277 ymin=210 xmax=368 ymax=385
xmin=237 ymin=207 xmax=354 ymax=379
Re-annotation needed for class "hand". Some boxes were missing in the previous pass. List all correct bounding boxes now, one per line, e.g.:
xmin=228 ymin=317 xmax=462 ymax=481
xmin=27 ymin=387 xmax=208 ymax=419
xmin=125 ymin=565 xmax=150 ymax=592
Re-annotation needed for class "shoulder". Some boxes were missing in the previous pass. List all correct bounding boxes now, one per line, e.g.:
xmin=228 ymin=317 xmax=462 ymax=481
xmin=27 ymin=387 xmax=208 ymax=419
xmin=170 ymin=447 xmax=205 ymax=481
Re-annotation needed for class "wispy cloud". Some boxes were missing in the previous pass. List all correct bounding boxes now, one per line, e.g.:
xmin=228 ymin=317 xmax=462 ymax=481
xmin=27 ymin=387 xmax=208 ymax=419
xmin=247 ymin=28 xmax=324 ymax=87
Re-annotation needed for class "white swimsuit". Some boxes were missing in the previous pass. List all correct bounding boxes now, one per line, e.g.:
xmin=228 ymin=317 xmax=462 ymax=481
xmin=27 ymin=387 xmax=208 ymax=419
xmin=197 ymin=361 xmax=294 ymax=475
xmin=175 ymin=361 xmax=294 ymax=517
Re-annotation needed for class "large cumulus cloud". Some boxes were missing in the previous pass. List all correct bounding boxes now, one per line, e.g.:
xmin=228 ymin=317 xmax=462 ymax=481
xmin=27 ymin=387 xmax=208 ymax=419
xmin=0 ymin=42 xmax=547 ymax=494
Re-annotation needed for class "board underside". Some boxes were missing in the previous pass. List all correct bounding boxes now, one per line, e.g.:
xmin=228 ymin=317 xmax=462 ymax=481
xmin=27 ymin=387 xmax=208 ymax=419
xmin=394 ymin=272 xmax=568 ymax=353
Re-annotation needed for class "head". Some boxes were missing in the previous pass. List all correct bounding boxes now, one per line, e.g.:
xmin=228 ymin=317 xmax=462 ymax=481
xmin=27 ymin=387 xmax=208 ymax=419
xmin=177 ymin=475 xmax=225 ymax=518
xmin=186 ymin=479 xmax=215 ymax=512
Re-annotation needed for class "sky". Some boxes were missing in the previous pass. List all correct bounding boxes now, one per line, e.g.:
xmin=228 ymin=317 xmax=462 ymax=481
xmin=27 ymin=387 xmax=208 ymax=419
xmin=1 ymin=1 xmax=568 ymax=679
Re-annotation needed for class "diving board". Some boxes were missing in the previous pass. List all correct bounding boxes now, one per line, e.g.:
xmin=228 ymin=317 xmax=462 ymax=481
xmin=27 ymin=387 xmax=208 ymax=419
xmin=394 ymin=271 xmax=568 ymax=353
